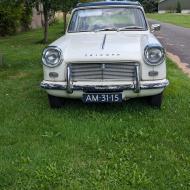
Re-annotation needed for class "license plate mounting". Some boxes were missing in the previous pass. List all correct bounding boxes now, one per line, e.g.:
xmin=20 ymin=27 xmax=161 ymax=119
xmin=83 ymin=93 xmax=122 ymax=103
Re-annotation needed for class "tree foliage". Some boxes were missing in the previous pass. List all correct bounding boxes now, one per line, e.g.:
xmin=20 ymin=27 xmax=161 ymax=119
xmin=57 ymin=0 xmax=78 ymax=34
xmin=0 ymin=0 xmax=158 ymax=38
xmin=30 ymin=0 xmax=77 ymax=43
xmin=140 ymin=0 xmax=158 ymax=13
xmin=176 ymin=0 xmax=181 ymax=13
xmin=79 ymin=0 xmax=159 ymax=13
xmin=21 ymin=0 xmax=33 ymax=31
xmin=0 ymin=0 xmax=33 ymax=36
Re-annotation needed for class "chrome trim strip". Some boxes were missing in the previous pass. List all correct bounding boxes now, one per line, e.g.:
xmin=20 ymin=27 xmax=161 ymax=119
xmin=102 ymin=34 xmax=107 ymax=49
xmin=41 ymin=79 xmax=169 ymax=91
xmin=66 ymin=64 xmax=73 ymax=93
xmin=134 ymin=65 xmax=140 ymax=93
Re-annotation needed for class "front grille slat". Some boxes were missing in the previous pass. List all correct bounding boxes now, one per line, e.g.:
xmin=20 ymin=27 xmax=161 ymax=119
xmin=72 ymin=74 xmax=103 ymax=78
xmin=104 ymin=70 xmax=134 ymax=74
xmin=72 ymin=69 xmax=102 ymax=74
xmin=70 ymin=63 xmax=138 ymax=82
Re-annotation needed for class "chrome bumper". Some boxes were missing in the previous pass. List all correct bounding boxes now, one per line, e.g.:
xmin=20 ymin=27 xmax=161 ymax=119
xmin=41 ymin=65 xmax=169 ymax=93
xmin=41 ymin=80 xmax=169 ymax=92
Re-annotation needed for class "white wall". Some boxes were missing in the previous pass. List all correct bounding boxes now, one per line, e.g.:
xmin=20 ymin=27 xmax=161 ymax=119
xmin=158 ymin=10 xmax=167 ymax=13
xmin=159 ymin=9 xmax=190 ymax=14
xmin=181 ymin=10 xmax=190 ymax=14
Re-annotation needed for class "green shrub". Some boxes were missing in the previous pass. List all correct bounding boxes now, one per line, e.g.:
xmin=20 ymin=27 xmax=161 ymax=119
xmin=0 ymin=1 xmax=32 ymax=36
xmin=0 ymin=2 xmax=22 ymax=36
xmin=176 ymin=1 xmax=181 ymax=13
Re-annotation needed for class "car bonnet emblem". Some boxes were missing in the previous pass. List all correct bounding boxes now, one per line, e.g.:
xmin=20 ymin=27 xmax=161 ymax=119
xmin=85 ymin=53 xmax=120 ymax=57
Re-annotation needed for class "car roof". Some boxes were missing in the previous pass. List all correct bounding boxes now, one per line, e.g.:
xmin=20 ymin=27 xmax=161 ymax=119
xmin=76 ymin=1 xmax=142 ymax=8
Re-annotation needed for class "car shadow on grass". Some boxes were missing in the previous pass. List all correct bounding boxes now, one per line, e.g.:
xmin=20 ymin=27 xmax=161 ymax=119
xmin=61 ymin=97 xmax=150 ymax=113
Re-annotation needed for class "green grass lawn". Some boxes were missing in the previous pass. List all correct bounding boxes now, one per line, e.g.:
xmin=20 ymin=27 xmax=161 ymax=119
xmin=147 ymin=13 xmax=190 ymax=28
xmin=0 ymin=22 xmax=190 ymax=190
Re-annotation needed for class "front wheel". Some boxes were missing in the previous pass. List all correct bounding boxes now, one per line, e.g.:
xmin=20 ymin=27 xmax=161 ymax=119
xmin=48 ymin=94 xmax=64 ymax=109
xmin=147 ymin=93 xmax=163 ymax=108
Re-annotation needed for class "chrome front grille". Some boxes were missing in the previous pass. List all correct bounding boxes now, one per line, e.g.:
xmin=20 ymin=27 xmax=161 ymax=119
xmin=70 ymin=63 xmax=138 ymax=81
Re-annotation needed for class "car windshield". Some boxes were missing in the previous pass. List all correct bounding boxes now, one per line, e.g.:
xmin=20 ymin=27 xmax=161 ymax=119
xmin=68 ymin=7 xmax=147 ymax=33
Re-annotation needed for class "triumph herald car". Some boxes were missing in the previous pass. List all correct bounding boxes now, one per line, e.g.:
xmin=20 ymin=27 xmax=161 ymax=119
xmin=41 ymin=1 xmax=169 ymax=108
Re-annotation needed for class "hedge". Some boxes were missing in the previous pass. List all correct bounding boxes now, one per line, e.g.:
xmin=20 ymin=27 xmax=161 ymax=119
xmin=0 ymin=1 xmax=32 ymax=36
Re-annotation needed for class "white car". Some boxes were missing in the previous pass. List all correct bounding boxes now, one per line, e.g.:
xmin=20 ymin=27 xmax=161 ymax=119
xmin=41 ymin=1 xmax=169 ymax=108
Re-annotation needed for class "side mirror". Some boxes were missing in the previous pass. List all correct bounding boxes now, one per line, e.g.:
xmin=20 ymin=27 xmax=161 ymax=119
xmin=151 ymin=24 xmax=161 ymax=32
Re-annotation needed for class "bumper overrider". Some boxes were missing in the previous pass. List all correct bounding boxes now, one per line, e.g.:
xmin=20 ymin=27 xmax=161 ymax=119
xmin=41 ymin=65 xmax=169 ymax=93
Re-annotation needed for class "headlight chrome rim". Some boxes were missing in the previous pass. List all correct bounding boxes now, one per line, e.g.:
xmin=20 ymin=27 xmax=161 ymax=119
xmin=144 ymin=45 xmax=165 ymax=66
xmin=42 ymin=46 xmax=63 ymax=68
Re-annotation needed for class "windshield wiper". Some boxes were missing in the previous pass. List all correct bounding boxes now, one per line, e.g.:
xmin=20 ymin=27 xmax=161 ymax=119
xmin=95 ymin=27 xmax=118 ymax=32
xmin=118 ymin=26 xmax=144 ymax=31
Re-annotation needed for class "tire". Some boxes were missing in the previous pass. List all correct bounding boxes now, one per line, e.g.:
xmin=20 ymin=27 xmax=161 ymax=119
xmin=148 ymin=93 xmax=163 ymax=108
xmin=48 ymin=94 xmax=64 ymax=109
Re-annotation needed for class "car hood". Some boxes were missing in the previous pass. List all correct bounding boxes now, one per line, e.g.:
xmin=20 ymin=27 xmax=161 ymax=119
xmin=51 ymin=32 xmax=161 ymax=63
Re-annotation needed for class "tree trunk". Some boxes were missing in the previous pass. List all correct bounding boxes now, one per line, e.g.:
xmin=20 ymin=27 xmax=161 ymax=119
xmin=43 ymin=3 xmax=49 ymax=43
xmin=63 ymin=11 xmax=67 ymax=34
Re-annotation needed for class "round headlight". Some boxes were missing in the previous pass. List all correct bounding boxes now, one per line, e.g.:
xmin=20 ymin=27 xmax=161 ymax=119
xmin=42 ymin=47 xmax=62 ymax=67
xmin=144 ymin=45 xmax=165 ymax=65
